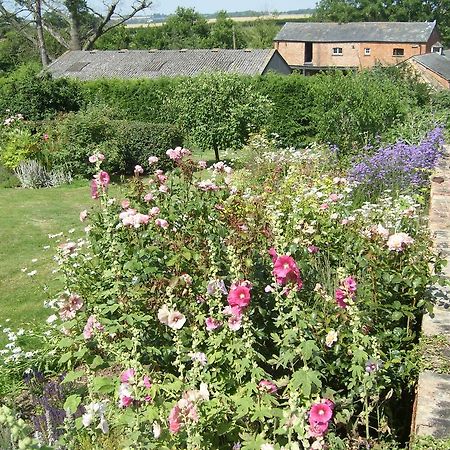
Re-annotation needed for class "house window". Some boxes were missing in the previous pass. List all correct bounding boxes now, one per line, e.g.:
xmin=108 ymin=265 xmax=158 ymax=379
xmin=393 ymin=48 xmax=405 ymax=56
xmin=432 ymin=46 xmax=443 ymax=55
xmin=332 ymin=47 xmax=343 ymax=55
xmin=364 ymin=48 xmax=371 ymax=56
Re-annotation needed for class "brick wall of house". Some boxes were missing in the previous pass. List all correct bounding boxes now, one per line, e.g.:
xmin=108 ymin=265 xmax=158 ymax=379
xmin=275 ymin=39 xmax=436 ymax=69
xmin=409 ymin=59 xmax=450 ymax=89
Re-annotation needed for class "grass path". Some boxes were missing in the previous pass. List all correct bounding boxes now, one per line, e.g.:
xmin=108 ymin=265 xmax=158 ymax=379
xmin=0 ymin=181 xmax=95 ymax=329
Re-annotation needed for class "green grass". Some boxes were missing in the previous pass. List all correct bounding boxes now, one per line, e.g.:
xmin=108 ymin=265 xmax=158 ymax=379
xmin=0 ymin=180 xmax=98 ymax=333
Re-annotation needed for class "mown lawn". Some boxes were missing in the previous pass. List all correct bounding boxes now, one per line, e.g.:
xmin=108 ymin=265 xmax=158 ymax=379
xmin=0 ymin=181 xmax=97 ymax=332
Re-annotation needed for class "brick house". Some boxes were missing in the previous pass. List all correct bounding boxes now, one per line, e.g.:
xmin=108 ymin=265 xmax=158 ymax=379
xmin=273 ymin=21 xmax=440 ymax=74
xmin=408 ymin=50 xmax=450 ymax=89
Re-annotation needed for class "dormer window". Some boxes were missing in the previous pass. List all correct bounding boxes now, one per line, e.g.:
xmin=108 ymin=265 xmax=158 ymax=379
xmin=432 ymin=43 xmax=444 ymax=55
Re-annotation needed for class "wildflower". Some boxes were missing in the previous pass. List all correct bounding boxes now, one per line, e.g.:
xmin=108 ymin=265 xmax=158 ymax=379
xmin=335 ymin=288 xmax=347 ymax=308
xmin=197 ymin=180 xmax=220 ymax=191
xmin=258 ymin=380 xmax=277 ymax=394
xmin=309 ymin=420 xmax=329 ymax=437
xmin=152 ymin=421 xmax=161 ymax=439
xmin=264 ymin=285 xmax=274 ymax=293
xmin=365 ymin=359 xmax=382 ymax=373
xmin=199 ymin=382 xmax=210 ymax=401
xmin=88 ymin=154 xmax=98 ymax=163
xmin=325 ymin=329 xmax=338 ymax=347
xmin=272 ymin=254 xmax=302 ymax=290
xmin=148 ymin=156 xmax=159 ymax=165
xmin=387 ymin=232 xmax=414 ymax=252
xmin=227 ymin=285 xmax=251 ymax=309
xmin=205 ymin=317 xmax=222 ymax=331
xmin=155 ymin=218 xmax=169 ymax=229
xmin=120 ymin=368 xmax=135 ymax=384
xmin=134 ymin=165 xmax=144 ymax=175
xmin=79 ymin=210 xmax=88 ymax=222
xmin=309 ymin=402 xmax=333 ymax=423
xmin=167 ymin=311 xmax=186 ymax=330
xmin=159 ymin=185 xmax=169 ymax=193
xmin=42 ymin=133 xmax=49 ymax=141
xmin=343 ymin=276 xmax=357 ymax=293
xmin=97 ymin=171 xmax=110 ymax=187
xmin=59 ymin=293 xmax=83 ymax=320
xmin=82 ymin=401 xmax=109 ymax=434
xmin=83 ymin=315 xmax=104 ymax=339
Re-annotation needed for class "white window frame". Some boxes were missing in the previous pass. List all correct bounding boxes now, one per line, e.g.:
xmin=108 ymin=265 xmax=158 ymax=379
xmin=332 ymin=47 xmax=343 ymax=56
xmin=364 ymin=48 xmax=371 ymax=56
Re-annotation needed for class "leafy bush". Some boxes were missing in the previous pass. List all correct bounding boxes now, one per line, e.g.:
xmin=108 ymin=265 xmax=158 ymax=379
xmin=47 ymin=105 xmax=183 ymax=177
xmin=0 ymin=164 xmax=19 ymax=188
xmin=2 ymin=140 xmax=441 ymax=449
xmin=0 ymin=64 xmax=81 ymax=120
xmin=169 ymin=72 xmax=273 ymax=160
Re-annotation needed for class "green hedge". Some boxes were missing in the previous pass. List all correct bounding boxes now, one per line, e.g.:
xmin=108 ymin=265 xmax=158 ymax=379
xmin=45 ymin=108 xmax=182 ymax=177
xmin=0 ymin=64 xmax=81 ymax=120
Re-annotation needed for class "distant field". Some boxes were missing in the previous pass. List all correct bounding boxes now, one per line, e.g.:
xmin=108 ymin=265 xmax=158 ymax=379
xmin=125 ymin=13 xmax=311 ymax=28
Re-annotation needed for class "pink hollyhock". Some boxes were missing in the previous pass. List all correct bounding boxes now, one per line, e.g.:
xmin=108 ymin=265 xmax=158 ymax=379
xmin=205 ymin=317 xmax=222 ymax=331
xmin=149 ymin=206 xmax=160 ymax=216
xmin=89 ymin=154 xmax=98 ymax=163
xmin=198 ymin=160 xmax=207 ymax=169
xmin=323 ymin=399 xmax=335 ymax=410
xmin=134 ymin=165 xmax=144 ymax=175
xmin=319 ymin=203 xmax=329 ymax=210
xmin=307 ymin=245 xmax=319 ymax=254
xmin=228 ymin=315 xmax=242 ymax=331
xmin=168 ymin=405 xmax=182 ymax=433
xmin=121 ymin=199 xmax=130 ymax=209
xmin=387 ymin=232 xmax=414 ymax=252
xmin=268 ymin=247 xmax=278 ymax=263
xmin=309 ymin=402 xmax=333 ymax=423
xmin=308 ymin=419 xmax=329 ymax=437
xmin=155 ymin=218 xmax=169 ymax=229
xmin=144 ymin=193 xmax=154 ymax=202
xmin=97 ymin=171 xmax=110 ymax=187
xmin=83 ymin=315 xmax=104 ymax=339
xmin=148 ymin=156 xmax=159 ymax=165
xmin=167 ymin=311 xmax=186 ymax=330
xmin=223 ymin=305 xmax=243 ymax=319
xmin=343 ymin=276 xmax=357 ymax=293
xmin=273 ymin=255 xmax=302 ymax=289
xmin=90 ymin=179 xmax=99 ymax=199
xmin=142 ymin=375 xmax=152 ymax=389
xmin=157 ymin=174 xmax=167 ymax=184
xmin=120 ymin=368 xmax=135 ymax=384
xmin=227 ymin=285 xmax=251 ymax=308
xmin=159 ymin=184 xmax=169 ymax=193
xmin=258 ymin=380 xmax=277 ymax=394
xmin=335 ymin=288 xmax=348 ymax=308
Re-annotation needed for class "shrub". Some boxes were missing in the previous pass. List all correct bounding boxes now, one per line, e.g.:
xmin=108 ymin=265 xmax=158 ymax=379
xmin=0 ymin=64 xmax=81 ymax=120
xmin=14 ymin=160 xmax=73 ymax=188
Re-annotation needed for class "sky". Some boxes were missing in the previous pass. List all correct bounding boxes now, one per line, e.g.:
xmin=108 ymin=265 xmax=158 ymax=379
xmin=151 ymin=0 xmax=317 ymax=15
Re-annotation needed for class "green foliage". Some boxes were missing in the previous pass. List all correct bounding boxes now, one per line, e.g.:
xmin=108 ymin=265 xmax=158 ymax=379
xmin=168 ymin=72 xmax=273 ymax=160
xmin=0 ymin=164 xmax=19 ymax=188
xmin=411 ymin=436 xmax=450 ymax=450
xmin=0 ymin=127 xmax=39 ymax=169
xmin=0 ymin=64 xmax=81 ymax=120
xmin=48 ymin=105 xmax=182 ymax=177
xmin=208 ymin=11 xmax=245 ymax=49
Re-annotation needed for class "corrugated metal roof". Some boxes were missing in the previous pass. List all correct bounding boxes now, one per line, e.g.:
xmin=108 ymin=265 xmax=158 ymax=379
xmin=413 ymin=51 xmax=450 ymax=81
xmin=47 ymin=49 xmax=285 ymax=80
xmin=274 ymin=21 xmax=436 ymax=43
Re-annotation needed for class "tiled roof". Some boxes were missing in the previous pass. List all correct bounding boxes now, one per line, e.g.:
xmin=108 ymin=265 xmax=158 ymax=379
xmin=274 ymin=21 xmax=437 ymax=43
xmin=413 ymin=51 xmax=450 ymax=81
xmin=47 ymin=49 xmax=284 ymax=80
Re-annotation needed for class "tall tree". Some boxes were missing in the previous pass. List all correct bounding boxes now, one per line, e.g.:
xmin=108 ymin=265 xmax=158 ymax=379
xmin=0 ymin=0 xmax=153 ymax=65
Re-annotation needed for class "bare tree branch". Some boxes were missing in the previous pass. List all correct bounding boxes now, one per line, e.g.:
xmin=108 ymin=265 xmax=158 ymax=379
xmin=42 ymin=21 xmax=69 ymax=47
xmin=0 ymin=2 xmax=37 ymax=44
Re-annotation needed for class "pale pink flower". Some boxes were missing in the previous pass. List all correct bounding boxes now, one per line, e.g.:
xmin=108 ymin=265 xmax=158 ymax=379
xmin=90 ymin=180 xmax=99 ymax=199
xmin=166 ymin=147 xmax=182 ymax=161
xmin=144 ymin=193 xmax=154 ymax=202
xmin=121 ymin=199 xmax=130 ymax=209
xmin=258 ymin=380 xmax=277 ymax=394
xmin=228 ymin=315 xmax=242 ymax=331
xmin=180 ymin=273 xmax=192 ymax=285
xmin=120 ymin=368 xmax=135 ymax=384
xmin=97 ymin=153 xmax=105 ymax=161
xmin=148 ymin=156 xmax=159 ymax=165
xmin=319 ymin=203 xmax=329 ymax=210
xmin=134 ymin=165 xmax=144 ymax=175
xmin=205 ymin=317 xmax=222 ymax=331
xmin=159 ymin=184 xmax=169 ymax=193
xmin=59 ymin=293 xmax=83 ymax=320
xmin=149 ymin=206 xmax=160 ymax=216
xmin=197 ymin=180 xmax=219 ymax=191
xmin=325 ymin=329 xmax=338 ymax=348
xmin=343 ymin=276 xmax=357 ymax=293
xmin=387 ymin=232 xmax=414 ymax=252
xmin=264 ymin=285 xmax=274 ymax=293
xmin=79 ymin=209 xmax=88 ymax=222
xmin=168 ymin=405 xmax=182 ymax=433
xmin=89 ymin=154 xmax=98 ymax=163
xmin=42 ymin=133 xmax=49 ymax=141
xmin=329 ymin=193 xmax=339 ymax=202
xmin=83 ymin=315 xmax=104 ymax=339
xmin=155 ymin=218 xmax=169 ymax=229
xmin=227 ymin=285 xmax=251 ymax=308
xmin=308 ymin=420 xmax=329 ymax=437
xmin=167 ymin=311 xmax=186 ymax=330
xmin=157 ymin=305 xmax=170 ymax=325
xmin=198 ymin=160 xmax=207 ymax=169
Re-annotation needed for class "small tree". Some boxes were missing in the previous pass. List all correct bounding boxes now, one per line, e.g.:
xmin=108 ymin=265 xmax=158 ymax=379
xmin=170 ymin=72 xmax=272 ymax=161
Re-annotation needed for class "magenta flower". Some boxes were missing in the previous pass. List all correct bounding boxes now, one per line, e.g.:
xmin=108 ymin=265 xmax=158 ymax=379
xmin=120 ymin=368 xmax=135 ymax=384
xmin=307 ymin=245 xmax=319 ymax=254
xmin=273 ymin=255 xmax=303 ymax=290
xmin=308 ymin=419 xmax=329 ymax=437
xmin=268 ymin=247 xmax=278 ymax=263
xmin=258 ymin=380 xmax=277 ymax=394
xmin=227 ymin=285 xmax=251 ymax=308
xmin=343 ymin=276 xmax=357 ymax=293
xmin=142 ymin=375 xmax=152 ymax=389
xmin=205 ymin=317 xmax=222 ymax=331
xmin=309 ymin=402 xmax=333 ymax=423
xmin=335 ymin=288 xmax=348 ymax=308
xmin=90 ymin=179 xmax=99 ymax=199
xmin=97 ymin=171 xmax=110 ymax=187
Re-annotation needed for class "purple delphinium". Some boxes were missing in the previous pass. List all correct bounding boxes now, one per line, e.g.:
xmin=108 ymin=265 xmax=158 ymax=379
xmin=348 ymin=126 xmax=445 ymax=194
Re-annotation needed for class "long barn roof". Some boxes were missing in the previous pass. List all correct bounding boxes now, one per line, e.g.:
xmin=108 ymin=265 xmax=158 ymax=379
xmin=47 ymin=49 xmax=288 ymax=80
xmin=274 ymin=21 xmax=437 ymax=43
